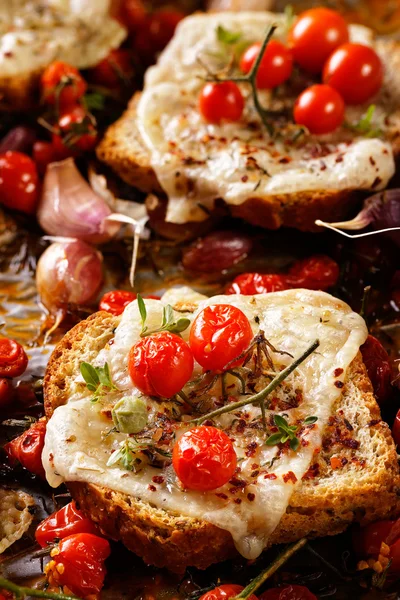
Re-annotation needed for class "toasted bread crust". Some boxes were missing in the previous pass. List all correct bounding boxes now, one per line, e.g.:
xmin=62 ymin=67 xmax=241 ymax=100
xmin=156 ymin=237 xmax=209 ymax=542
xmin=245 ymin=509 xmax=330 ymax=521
xmin=44 ymin=312 xmax=400 ymax=572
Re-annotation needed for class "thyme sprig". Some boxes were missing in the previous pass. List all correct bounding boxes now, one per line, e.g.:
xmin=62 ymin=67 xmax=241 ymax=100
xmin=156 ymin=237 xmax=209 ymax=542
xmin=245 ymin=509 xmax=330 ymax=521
xmin=202 ymin=24 xmax=278 ymax=136
xmin=266 ymin=414 xmax=318 ymax=452
xmin=80 ymin=362 xmax=119 ymax=403
xmin=107 ymin=437 xmax=172 ymax=472
xmin=346 ymin=105 xmax=382 ymax=138
xmin=0 ymin=577 xmax=81 ymax=600
xmin=191 ymin=339 xmax=319 ymax=426
xmin=138 ymin=294 xmax=190 ymax=337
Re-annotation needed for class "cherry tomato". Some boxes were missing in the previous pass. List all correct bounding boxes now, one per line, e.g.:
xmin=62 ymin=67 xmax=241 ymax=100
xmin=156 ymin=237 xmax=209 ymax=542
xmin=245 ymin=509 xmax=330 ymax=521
xmin=226 ymin=273 xmax=289 ymax=295
xmin=288 ymin=8 xmax=349 ymax=74
xmin=323 ymin=43 xmax=383 ymax=105
xmin=99 ymin=290 xmax=137 ymax=316
xmin=360 ymin=335 xmax=392 ymax=404
xmin=52 ymin=107 xmax=97 ymax=155
xmin=120 ymin=0 xmax=147 ymax=33
xmin=240 ymin=40 xmax=293 ymax=89
xmin=287 ymin=255 xmax=339 ymax=291
xmin=200 ymin=584 xmax=258 ymax=600
xmin=173 ymin=426 xmax=237 ymax=491
xmin=0 ymin=152 xmax=39 ymax=214
xmin=0 ymin=337 xmax=28 ymax=378
xmin=41 ymin=61 xmax=87 ymax=109
xmin=51 ymin=533 xmax=110 ymax=597
xmin=294 ymin=84 xmax=345 ymax=134
xmin=389 ymin=537 xmax=400 ymax=572
xmin=189 ymin=304 xmax=253 ymax=372
xmin=353 ymin=520 xmax=394 ymax=557
xmin=392 ymin=409 xmax=400 ymax=447
xmin=0 ymin=378 xmax=13 ymax=408
xmin=88 ymin=49 xmax=135 ymax=89
xmin=134 ymin=10 xmax=184 ymax=59
xmin=4 ymin=419 xmax=46 ymax=478
xmin=199 ymin=82 xmax=244 ymax=124
xmin=36 ymin=501 xmax=98 ymax=547
xmin=260 ymin=586 xmax=317 ymax=600
xmin=33 ymin=141 xmax=60 ymax=176
xmin=129 ymin=332 xmax=194 ymax=398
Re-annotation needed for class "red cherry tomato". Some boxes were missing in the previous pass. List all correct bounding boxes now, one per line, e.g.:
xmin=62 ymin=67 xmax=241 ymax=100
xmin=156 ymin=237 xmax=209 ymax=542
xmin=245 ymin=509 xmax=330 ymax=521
xmin=360 ymin=335 xmax=392 ymax=404
xmin=287 ymin=255 xmax=339 ymax=291
xmin=120 ymin=0 xmax=147 ymax=33
xmin=52 ymin=107 xmax=98 ymax=156
xmin=353 ymin=520 xmax=395 ymax=557
xmin=392 ymin=409 xmax=400 ymax=447
xmin=323 ymin=43 xmax=383 ymax=105
xmin=4 ymin=419 xmax=46 ymax=478
xmin=36 ymin=501 xmax=98 ymax=547
xmin=260 ymin=585 xmax=317 ymax=600
xmin=41 ymin=61 xmax=87 ymax=109
xmin=134 ymin=10 xmax=184 ymax=58
xmin=288 ymin=8 xmax=349 ymax=74
xmin=129 ymin=331 xmax=194 ymax=398
xmin=389 ymin=537 xmax=400 ymax=572
xmin=0 ymin=337 xmax=28 ymax=378
xmin=51 ymin=533 xmax=110 ymax=597
xmin=0 ymin=378 xmax=13 ymax=408
xmin=240 ymin=40 xmax=293 ymax=89
xmin=99 ymin=290 xmax=137 ymax=316
xmin=294 ymin=84 xmax=345 ymax=135
xmin=88 ymin=49 xmax=135 ymax=89
xmin=33 ymin=141 xmax=60 ymax=176
xmin=226 ymin=273 xmax=289 ymax=295
xmin=199 ymin=82 xmax=244 ymax=124
xmin=173 ymin=426 xmax=237 ymax=491
xmin=189 ymin=304 xmax=253 ymax=372
xmin=0 ymin=151 xmax=39 ymax=214
xmin=200 ymin=585 xmax=258 ymax=600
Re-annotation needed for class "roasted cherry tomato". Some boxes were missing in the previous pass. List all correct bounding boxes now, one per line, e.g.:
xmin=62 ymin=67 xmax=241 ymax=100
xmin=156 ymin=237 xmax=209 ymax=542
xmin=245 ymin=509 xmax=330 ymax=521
xmin=50 ymin=533 xmax=110 ymax=597
xmin=36 ymin=501 xmax=98 ymax=547
xmin=0 ymin=378 xmax=13 ymax=408
xmin=129 ymin=332 xmax=194 ymax=398
xmin=288 ymin=7 xmax=349 ymax=74
xmin=353 ymin=520 xmax=395 ymax=557
xmin=392 ymin=409 xmax=400 ymax=447
xmin=88 ymin=49 xmax=135 ymax=89
xmin=33 ymin=141 xmax=60 ymax=176
xmin=173 ymin=426 xmax=237 ymax=491
xmin=99 ymin=290 xmax=137 ymax=315
xmin=120 ymin=0 xmax=147 ymax=33
xmin=41 ymin=61 xmax=87 ymax=109
xmin=287 ymin=255 xmax=339 ymax=290
xmin=226 ymin=273 xmax=289 ymax=295
xmin=200 ymin=584 xmax=258 ymax=600
xmin=52 ymin=107 xmax=98 ymax=155
xmin=4 ymin=419 xmax=46 ymax=478
xmin=294 ymin=84 xmax=345 ymax=134
xmin=199 ymin=82 xmax=244 ymax=124
xmin=134 ymin=10 xmax=184 ymax=59
xmin=189 ymin=304 xmax=253 ymax=372
xmin=240 ymin=40 xmax=293 ymax=89
xmin=360 ymin=335 xmax=392 ymax=404
xmin=0 ymin=337 xmax=28 ymax=378
xmin=0 ymin=152 xmax=39 ymax=214
xmin=323 ymin=43 xmax=383 ymax=105
xmin=260 ymin=585 xmax=317 ymax=600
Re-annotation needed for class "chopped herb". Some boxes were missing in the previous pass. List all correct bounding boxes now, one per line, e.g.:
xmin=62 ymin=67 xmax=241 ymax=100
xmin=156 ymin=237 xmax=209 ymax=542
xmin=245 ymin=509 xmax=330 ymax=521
xmin=266 ymin=414 xmax=318 ymax=451
xmin=216 ymin=25 xmax=242 ymax=45
xmin=107 ymin=438 xmax=172 ymax=472
xmin=80 ymin=361 xmax=119 ymax=402
xmin=346 ymin=105 xmax=382 ymax=138
xmin=82 ymin=91 xmax=106 ymax=111
xmin=138 ymin=294 xmax=190 ymax=337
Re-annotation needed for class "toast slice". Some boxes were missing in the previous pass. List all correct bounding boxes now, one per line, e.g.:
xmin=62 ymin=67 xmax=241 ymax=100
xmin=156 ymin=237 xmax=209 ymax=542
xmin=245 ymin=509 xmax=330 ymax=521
xmin=43 ymin=300 xmax=400 ymax=573
xmin=97 ymin=12 xmax=400 ymax=231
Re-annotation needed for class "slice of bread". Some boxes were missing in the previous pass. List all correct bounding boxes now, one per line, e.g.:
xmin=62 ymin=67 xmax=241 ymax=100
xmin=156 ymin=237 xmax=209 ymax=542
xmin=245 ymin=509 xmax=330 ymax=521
xmin=44 ymin=310 xmax=400 ymax=573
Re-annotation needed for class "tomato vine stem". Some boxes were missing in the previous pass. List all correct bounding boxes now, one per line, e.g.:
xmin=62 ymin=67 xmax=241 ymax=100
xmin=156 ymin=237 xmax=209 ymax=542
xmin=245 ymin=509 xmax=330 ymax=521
xmin=0 ymin=577 xmax=81 ymax=600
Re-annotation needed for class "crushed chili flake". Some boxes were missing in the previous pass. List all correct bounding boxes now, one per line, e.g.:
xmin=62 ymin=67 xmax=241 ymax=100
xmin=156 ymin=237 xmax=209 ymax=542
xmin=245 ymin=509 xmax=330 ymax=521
xmin=302 ymin=463 xmax=319 ymax=480
xmin=215 ymin=493 xmax=228 ymax=500
xmin=245 ymin=441 xmax=258 ymax=457
xmin=234 ymin=498 xmax=242 ymax=505
xmin=330 ymin=456 xmax=342 ymax=470
xmin=283 ymin=471 xmax=297 ymax=484
xmin=368 ymin=419 xmax=381 ymax=426
xmin=148 ymin=485 xmax=157 ymax=492
xmin=152 ymin=476 xmax=164 ymax=484
xmin=229 ymin=477 xmax=247 ymax=488
xmin=251 ymin=470 xmax=260 ymax=478
xmin=334 ymin=380 xmax=344 ymax=388
xmin=264 ymin=473 xmax=277 ymax=480
xmin=372 ymin=176 xmax=382 ymax=188
xmin=241 ymin=175 xmax=249 ymax=182
xmin=334 ymin=368 xmax=344 ymax=377
xmin=247 ymin=493 xmax=256 ymax=502
xmin=344 ymin=418 xmax=353 ymax=431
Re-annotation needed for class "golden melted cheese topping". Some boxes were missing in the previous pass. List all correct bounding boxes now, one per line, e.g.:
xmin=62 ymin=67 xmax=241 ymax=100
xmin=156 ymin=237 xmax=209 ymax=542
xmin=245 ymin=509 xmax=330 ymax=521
xmin=43 ymin=289 xmax=367 ymax=559
xmin=136 ymin=12 xmax=395 ymax=224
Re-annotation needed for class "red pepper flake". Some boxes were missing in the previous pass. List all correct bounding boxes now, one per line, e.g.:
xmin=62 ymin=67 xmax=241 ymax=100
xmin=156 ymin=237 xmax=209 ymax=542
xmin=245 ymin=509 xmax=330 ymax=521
xmin=335 ymin=154 xmax=344 ymax=163
xmin=245 ymin=441 xmax=258 ymax=457
xmin=241 ymin=175 xmax=249 ymax=182
xmin=369 ymin=156 xmax=376 ymax=166
xmin=152 ymin=476 xmax=164 ymax=484
xmin=371 ymin=176 xmax=382 ymax=188
xmin=302 ymin=463 xmax=319 ymax=480
xmin=278 ymin=156 xmax=291 ymax=164
xmin=247 ymin=493 xmax=256 ymax=502
xmin=229 ymin=477 xmax=247 ymax=488
xmin=251 ymin=463 xmax=259 ymax=470
xmin=234 ymin=498 xmax=242 ymax=505
xmin=283 ymin=471 xmax=297 ymax=484
xmin=334 ymin=380 xmax=344 ymax=389
xmin=264 ymin=473 xmax=277 ymax=480
xmin=368 ymin=419 xmax=381 ymax=426
xmin=148 ymin=485 xmax=157 ymax=492
xmin=215 ymin=493 xmax=228 ymax=500
xmin=251 ymin=470 xmax=260 ymax=478
xmin=334 ymin=368 xmax=343 ymax=377
xmin=330 ymin=456 xmax=342 ymax=470
xmin=320 ymin=160 xmax=327 ymax=171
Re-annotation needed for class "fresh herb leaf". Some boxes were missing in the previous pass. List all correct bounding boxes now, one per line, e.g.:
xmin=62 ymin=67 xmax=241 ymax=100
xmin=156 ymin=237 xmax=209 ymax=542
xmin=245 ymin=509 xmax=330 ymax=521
xmin=138 ymin=295 xmax=190 ymax=337
xmin=346 ymin=105 xmax=382 ymax=138
xmin=266 ymin=414 xmax=318 ymax=451
xmin=137 ymin=294 xmax=148 ymax=334
xmin=80 ymin=362 xmax=100 ymax=391
xmin=216 ymin=25 xmax=242 ymax=45
xmin=304 ymin=415 xmax=318 ymax=425
xmin=80 ymin=361 xmax=119 ymax=402
xmin=107 ymin=438 xmax=171 ymax=472
xmin=82 ymin=91 xmax=106 ymax=111
xmin=266 ymin=432 xmax=283 ymax=446
xmin=290 ymin=437 xmax=300 ymax=451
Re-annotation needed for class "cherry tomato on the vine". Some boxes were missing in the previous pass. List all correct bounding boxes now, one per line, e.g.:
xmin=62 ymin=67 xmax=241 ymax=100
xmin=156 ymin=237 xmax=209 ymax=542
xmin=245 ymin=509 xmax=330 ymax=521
xmin=134 ymin=10 xmax=184 ymax=58
xmin=173 ymin=426 xmax=237 ymax=491
xmin=88 ymin=49 xmax=135 ymax=89
xmin=0 ymin=378 xmax=13 ymax=408
xmin=189 ymin=304 xmax=253 ymax=372
xmin=4 ymin=419 xmax=46 ymax=478
xmin=50 ymin=533 xmax=110 ymax=597
xmin=240 ymin=40 xmax=293 ymax=89
xmin=52 ymin=107 xmax=98 ymax=156
xmin=41 ymin=61 xmax=87 ymax=109
xmin=0 ymin=152 xmax=39 ymax=214
xmin=99 ymin=290 xmax=137 ymax=315
xmin=353 ymin=520 xmax=394 ymax=557
xmin=33 ymin=141 xmax=60 ymax=176
xmin=0 ymin=337 xmax=28 ymax=378
xmin=360 ymin=335 xmax=392 ymax=404
xmin=199 ymin=82 xmax=244 ymax=124
xmin=294 ymin=84 xmax=345 ymax=134
xmin=129 ymin=332 xmax=194 ymax=398
xmin=392 ymin=409 xmax=400 ymax=447
xmin=260 ymin=585 xmax=317 ymax=600
xmin=200 ymin=585 xmax=258 ymax=600
xmin=287 ymin=255 xmax=339 ymax=290
xmin=36 ymin=501 xmax=98 ymax=547
xmin=226 ymin=273 xmax=289 ymax=295
xmin=323 ymin=43 xmax=383 ymax=105
xmin=288 ymin=8 xmax=349 ymax=74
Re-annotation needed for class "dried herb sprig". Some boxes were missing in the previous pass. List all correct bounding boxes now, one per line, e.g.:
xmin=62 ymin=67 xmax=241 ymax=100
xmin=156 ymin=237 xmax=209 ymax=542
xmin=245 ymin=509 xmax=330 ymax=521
xmin=0 ymin=577 xmax=81 ymax=600
xmin=80 ymin=362 xmax=120 ymax=403
xmin=191 ymin=339 xmax=319 ymax=426
xmin=266 ymin=414 xmax=318 ymax=451
xmin=138 ymin=294 xmax=190 ymax=337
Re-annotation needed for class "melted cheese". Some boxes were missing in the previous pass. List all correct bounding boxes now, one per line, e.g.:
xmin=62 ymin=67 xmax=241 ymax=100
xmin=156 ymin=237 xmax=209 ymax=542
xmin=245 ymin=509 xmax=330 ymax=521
xmin=136 ymin=12 xmax=395 ymax=224
xmin=43 ymin=289 xmax=367 ymax=559
xmin=0 ymin=1 xmax=126 ymax=77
